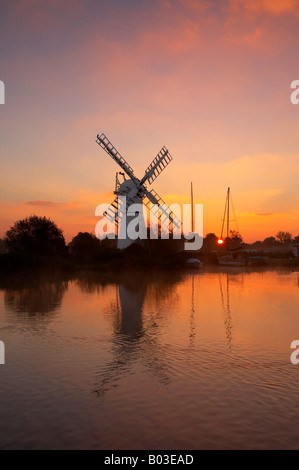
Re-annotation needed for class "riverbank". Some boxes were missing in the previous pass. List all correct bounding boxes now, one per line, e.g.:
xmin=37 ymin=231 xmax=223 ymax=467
xmin=1 ymin=250 xmax=299 ymax=276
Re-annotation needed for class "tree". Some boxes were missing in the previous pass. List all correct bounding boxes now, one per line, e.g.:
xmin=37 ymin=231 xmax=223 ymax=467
xmin=205 ymin=233 xmax=218 ymax=242
xmin=203 ymin=233 xmax=218 ymax=251
xmin=276 ymin=231 xmax=292 ymax=244
xmin=5 ymin=216 xmax=65 ymax=256
xmin=263 ymin=236 xmax=277 ymax=246
xmin=0 ymin=239 xmax=7 ymax=253
xmin=229 ymin=230 xmax=243 ymax=243
xmin=69 ymin=232 xmax=100 ymax=264
xmin=251 ymin=241 xmax=262 ymax=248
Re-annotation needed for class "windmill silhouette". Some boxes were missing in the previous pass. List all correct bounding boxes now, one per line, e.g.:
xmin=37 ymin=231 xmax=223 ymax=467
xmin=96 ymin=133 xmax=181 ymax=249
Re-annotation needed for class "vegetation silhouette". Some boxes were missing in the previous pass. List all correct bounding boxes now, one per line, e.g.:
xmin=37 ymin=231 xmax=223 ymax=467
xmin=5 ymin=215 xmax=65 ymax=258
xmin=276 ymin=231 xmax=292 ymax=244
xmin=1 ymin=215 xmax=299 ymax=271
xmin=69 ymin=232 xmax=101 ymax=265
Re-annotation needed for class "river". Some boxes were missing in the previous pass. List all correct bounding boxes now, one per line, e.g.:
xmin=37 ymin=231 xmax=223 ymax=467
xmin=0 ymin=268 xmax=298 ymax=449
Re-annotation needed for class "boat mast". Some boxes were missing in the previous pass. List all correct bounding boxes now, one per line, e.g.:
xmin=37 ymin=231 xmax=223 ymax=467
xmin=220 ymin=187 xmax=229 ymax=241
xmin=191 ymin=182 xmax=194 ymax=233
xmin=227 ymin=187 xmax=230 ymax=239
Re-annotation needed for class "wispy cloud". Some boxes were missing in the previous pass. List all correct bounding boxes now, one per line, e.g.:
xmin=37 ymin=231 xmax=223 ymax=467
xmin=252 ymin=212 xmax=276 ymax=216
xmin=25 ymin=200 xmax=61 ymax=207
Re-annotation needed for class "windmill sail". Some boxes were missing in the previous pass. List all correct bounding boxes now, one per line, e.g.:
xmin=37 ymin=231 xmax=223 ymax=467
xmin=104 ymin=196 xmax=126 ymax=226
xmin=144 ymin=188 xmax=181 ymax=230
xmin=141 ymin=147 xmax=173 ymax=185
xmin=96 ymin=134 xmax=138 ymax=182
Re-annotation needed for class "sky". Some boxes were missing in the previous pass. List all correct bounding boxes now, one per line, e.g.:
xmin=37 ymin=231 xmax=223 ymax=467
xmin=1 ymin=0 xmax=299 ymax=242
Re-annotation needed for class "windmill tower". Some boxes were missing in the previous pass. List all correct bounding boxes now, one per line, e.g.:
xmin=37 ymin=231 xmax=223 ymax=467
xmin=96 ymin=133 xmax=181 ymax=249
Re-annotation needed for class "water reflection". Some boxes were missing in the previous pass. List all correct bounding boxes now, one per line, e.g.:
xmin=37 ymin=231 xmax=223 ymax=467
xmin=4 ymin=282 xmax=68 ymax=316
xmin=189 ymin=275 xmax=196 ymax=347
xmin=0 ymin=273 xmax=68 ymax=320
xmin=219 ymin=273 xmax=233 ymax=350
xmin=1 ymin=269 xmax=299 ymax=449
xmin=93 ymin=272 xmax=182 ymax=397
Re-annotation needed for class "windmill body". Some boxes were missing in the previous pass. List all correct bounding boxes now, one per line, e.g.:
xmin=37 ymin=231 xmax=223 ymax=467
xmin=96 ymin=133 xmax=181 ymax=249
xmin=116 ymin=178 xmax=146 ymax=250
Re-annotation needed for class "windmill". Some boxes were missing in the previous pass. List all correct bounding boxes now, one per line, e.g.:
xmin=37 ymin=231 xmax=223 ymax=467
xmin=96 ymin=133 xmax=181 ymax=249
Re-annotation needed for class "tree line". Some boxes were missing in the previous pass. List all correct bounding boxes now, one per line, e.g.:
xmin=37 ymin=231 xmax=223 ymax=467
xmin=0 ymin=216 xmax=297 ymax=267
xmin=0 ymin=215 xmax=184 ymax=268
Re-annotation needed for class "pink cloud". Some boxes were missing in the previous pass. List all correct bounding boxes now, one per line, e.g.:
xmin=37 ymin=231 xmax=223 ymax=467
xmin=230 ymin=0 xmax=299 ymax=15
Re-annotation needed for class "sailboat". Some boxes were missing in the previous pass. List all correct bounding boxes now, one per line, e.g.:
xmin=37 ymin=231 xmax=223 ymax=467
xmin=185 ymin=182 xmax=203 ymax=269
xmin=217 ymin=187 xmax=247 ymax=266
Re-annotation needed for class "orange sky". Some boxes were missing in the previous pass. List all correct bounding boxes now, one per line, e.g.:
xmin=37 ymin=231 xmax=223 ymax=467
xmin=1 ymin=0 xmax=299 ymax=243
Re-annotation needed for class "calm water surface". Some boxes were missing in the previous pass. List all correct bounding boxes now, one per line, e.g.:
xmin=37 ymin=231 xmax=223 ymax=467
xmin=0 ymin=268 xmax=299 ymax=450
